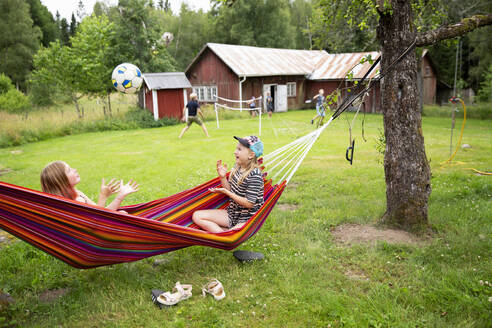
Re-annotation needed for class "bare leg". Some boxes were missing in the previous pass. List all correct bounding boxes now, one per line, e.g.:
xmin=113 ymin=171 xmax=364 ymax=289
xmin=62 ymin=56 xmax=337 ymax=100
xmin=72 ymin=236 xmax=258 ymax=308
xmin=178 ymin=125 xmax=189 ymax=138
xmin=192 ymin=209 xmax=229 ymax=233
xmin=200 ymin=123 xmax=210 ymax=137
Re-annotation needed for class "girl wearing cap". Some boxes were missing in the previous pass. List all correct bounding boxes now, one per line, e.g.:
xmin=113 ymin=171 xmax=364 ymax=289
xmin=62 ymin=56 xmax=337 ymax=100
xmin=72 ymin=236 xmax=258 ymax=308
xmin=178 ymin=93 xmax=210 ymax=138
xmin=192 ymin=136 xmax=264 ymax=233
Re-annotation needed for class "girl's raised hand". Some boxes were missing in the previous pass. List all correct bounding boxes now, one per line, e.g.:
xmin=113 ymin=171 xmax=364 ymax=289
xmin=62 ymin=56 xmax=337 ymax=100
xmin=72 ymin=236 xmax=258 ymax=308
xmin=216 ymin=160 xmax=228 ymax=178
xmin=100 ymin=178 xmax=119 ymax=198
xmin=209 ymin=187 xmax=229 ymax=195
xmin=117 ymin=179 xmax=140 ymax=198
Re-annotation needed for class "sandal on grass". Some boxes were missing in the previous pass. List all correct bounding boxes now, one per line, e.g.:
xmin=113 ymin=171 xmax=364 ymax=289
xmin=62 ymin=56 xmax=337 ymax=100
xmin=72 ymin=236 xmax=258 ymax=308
xmin=202 ymin=279 xmax=226 ymax=300
xmin=157 ymin=282 xmax=192 ymax=306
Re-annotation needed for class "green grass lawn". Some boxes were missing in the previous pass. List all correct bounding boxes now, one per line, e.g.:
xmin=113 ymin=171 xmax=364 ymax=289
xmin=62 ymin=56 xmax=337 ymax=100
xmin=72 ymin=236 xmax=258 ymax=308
xmin=0 ymin=110 xmax=491 ymax=327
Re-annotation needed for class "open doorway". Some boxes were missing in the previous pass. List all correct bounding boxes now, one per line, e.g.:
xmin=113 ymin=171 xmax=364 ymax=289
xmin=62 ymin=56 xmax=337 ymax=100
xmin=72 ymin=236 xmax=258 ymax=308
xmin=263 ymin=84 xmax=277 ymax=113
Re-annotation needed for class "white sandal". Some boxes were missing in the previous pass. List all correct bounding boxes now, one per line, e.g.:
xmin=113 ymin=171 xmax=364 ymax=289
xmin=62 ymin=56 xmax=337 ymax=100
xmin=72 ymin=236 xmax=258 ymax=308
xmin=157 ymin=282 xmax=192 ymax=306
xmin=202 ymin=279 xmax=226 ymax=300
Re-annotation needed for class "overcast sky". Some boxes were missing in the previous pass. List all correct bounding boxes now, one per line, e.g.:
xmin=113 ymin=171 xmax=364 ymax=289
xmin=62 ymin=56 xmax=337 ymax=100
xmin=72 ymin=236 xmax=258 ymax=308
xmin=40 ymin=0 xmax=211 ymax=20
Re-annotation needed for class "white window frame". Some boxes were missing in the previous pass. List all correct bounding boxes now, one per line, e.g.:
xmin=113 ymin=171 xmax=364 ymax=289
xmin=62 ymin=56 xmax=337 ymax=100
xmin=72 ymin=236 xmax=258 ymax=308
xmin=287 ymin=82 xmax=296 ymax=97
xmin=192 ymin=85 xmax=217 ymax=102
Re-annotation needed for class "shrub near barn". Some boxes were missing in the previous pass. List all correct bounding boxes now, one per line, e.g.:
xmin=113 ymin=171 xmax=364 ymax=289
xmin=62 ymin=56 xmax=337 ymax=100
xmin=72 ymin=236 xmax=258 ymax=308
xmin=0 ymin=74 xmax=30 ymax=117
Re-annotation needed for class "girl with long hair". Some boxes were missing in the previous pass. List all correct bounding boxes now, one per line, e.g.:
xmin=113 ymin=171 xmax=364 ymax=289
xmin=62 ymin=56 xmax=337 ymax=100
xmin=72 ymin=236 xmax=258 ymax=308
xmin=40 ymin=161 xmax=139 ymax=210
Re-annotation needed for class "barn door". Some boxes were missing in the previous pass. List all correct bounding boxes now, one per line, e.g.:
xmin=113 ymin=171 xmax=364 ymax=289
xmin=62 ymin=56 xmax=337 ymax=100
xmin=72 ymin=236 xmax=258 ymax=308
xmin=276 ymin=85 xmax=287 ymax=112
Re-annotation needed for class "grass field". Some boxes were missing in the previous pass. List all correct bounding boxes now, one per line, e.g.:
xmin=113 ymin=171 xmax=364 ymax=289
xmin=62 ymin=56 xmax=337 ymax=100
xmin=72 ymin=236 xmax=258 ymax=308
xmin=0 ymin=110 xmax=491 ymax=327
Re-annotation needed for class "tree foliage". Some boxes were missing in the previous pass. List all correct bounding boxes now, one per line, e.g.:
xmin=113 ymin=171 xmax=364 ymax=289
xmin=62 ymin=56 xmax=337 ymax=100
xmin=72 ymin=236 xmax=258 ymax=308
xmin=107 ymin=0 xmax=176 ymax=72
xmin=210 ymin=0 xmax=295 ymax=49
xmin=25 ymin=0 xmax=59 ymax=47
xmin=0 ymin=0 xmax=41 ymax=89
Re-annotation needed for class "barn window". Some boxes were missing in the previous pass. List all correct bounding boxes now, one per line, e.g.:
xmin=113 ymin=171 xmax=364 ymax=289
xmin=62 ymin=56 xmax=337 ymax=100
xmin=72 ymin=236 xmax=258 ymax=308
xmin=192 ymin=86 xmax=217 ymax=102
xmin=425 ymin=66 xmax=430 ymax=75
xmin=287 ymin=82 xmax=296 ymax=97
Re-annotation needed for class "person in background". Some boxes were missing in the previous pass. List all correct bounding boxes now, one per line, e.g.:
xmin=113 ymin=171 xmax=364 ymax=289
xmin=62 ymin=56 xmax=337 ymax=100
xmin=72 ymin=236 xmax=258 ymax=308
xmin=179 ymin=93 xmax=210 ymax=138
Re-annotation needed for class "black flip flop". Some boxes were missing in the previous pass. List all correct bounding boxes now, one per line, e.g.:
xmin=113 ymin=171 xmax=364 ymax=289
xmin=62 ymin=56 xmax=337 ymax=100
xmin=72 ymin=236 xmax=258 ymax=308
xmin=151 ymin=289 xmax=165 ymax=309
xmin=233 ymin=250 xmax=264 ymax=262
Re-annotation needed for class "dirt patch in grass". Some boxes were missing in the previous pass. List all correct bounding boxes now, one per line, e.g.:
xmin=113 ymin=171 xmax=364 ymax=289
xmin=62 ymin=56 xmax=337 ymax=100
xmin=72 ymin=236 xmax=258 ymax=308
xmin=39 ymin=288 xmax=70 ymax=303
xmin=277 ymin=203 xmax=299 ymax=211
xmin=0 ymin=167 xmax=12 ymax=176
xmin=344 ymin=269 xmax=370 ymax=281
xmin=331 ymin=224 xmax=425 ymax=246
xmin=0 ymin=230 xmax=16 ymax=247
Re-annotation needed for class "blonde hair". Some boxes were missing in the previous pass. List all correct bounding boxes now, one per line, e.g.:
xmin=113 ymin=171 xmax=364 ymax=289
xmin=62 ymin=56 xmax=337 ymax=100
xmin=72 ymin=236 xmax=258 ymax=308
xmin=40 ymin=161 xmax=76 ymax=200
xmin=229 ymin=150 xmax=260 ymax=186
xmin=190 ymin=92 xmax=197 ymax=100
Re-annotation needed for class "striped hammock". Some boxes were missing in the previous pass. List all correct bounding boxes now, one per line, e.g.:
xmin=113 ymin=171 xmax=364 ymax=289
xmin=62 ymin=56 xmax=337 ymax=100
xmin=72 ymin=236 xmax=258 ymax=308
xmin=0 ymin=118 xmax=334 ymax=269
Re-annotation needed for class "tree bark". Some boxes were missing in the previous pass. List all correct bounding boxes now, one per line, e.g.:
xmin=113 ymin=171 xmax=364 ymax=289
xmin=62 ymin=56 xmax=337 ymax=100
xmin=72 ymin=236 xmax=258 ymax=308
xmin=377 ymin=0 xmax=431 ymax=229
xmin=416 ymin=14 xmax=492 ymax=47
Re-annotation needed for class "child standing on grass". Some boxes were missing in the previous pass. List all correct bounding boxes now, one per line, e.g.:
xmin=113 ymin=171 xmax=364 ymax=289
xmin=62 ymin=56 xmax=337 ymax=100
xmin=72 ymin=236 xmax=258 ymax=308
xmin=311 ymin=89 xmax=325 ymax=125
xmin=192 ymin=136 xmax=264 ymax=233
xmin=40 ymin=161 xmax=139 ymax=210
xmin=178 ymin=93 xmax=210 ymax=138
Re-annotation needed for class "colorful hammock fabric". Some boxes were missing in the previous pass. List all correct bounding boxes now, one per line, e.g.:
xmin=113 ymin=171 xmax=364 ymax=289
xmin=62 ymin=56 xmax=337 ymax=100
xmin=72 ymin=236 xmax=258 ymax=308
xmin=0 ymin=178 xmax=286 ymax=269
xmin=0 ymin=114 xmax=339 ymax=269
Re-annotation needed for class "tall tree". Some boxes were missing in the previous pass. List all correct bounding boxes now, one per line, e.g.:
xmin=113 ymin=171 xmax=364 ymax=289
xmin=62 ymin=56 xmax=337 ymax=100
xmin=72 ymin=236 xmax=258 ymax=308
xmin=0 ymin=0 xmax=41 ymax=89
xmin=109 ymin=0 xmax=176 ymax=72
xmin=59 ymin=18 xmax=70 ymax=46
xmin=316 ymin=0 xmax=492 ymax=229
xmin=289 ymin=0 xmax=314 ymax=49
xmin=161 ymin=3 xmax=212 ymax=70
xmin=70 ymin=15 xmax=116 ymax=115
xmin=211 ymin=0 xmax=295 ymax=49
xmin=25 ymin=0 xmax=59 ymax=47
xmin=70 ymin=13 xmax=78 ymax=37
xmin=31 ymin=41 xmax=84 ymax=117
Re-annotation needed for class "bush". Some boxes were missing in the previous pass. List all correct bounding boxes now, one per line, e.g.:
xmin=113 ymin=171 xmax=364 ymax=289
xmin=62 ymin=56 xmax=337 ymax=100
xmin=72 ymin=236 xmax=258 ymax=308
xmin=0 ymin=89 xmax=30 ymax=113
xmin=423 ymin=102 xmax=492 ymax=120
xmin=477 ymin=63 xmax=492 ymax=102
xmin=0 ymin=74 xmax=13 ymax=95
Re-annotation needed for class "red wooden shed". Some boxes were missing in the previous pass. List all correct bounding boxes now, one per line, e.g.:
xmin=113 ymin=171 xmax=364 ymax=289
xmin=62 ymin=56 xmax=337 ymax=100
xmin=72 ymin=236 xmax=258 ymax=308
xmin=185 ymin=43 xmax=382 ymax=113
xmin=140 ymin=72 xmax=192 ymax=120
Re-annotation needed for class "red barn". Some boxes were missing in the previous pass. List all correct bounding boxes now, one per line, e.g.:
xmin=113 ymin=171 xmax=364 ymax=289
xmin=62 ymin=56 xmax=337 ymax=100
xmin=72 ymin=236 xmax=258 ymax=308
xmin=185 ymin=43 xmax=382 ymax=113
xmin=140 ymin=72 xmax=192 ymax=120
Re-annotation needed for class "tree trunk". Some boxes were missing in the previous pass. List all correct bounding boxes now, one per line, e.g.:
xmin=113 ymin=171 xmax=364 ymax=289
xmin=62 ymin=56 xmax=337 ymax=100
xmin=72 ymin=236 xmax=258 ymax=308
xmin=72 ymin=95 xmax=82 ymax=119
xmin=107 ymin=92 xmax=112 ymax=117
xmin=377 ymin=0 xmax=431 ymax=229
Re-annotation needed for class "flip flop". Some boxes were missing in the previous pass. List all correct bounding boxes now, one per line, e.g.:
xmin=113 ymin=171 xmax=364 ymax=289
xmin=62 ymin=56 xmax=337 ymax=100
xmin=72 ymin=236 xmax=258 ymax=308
xmin=151 ymin=289 xmax=165 ymax=309
xmin=202 ymin=279 xmax=226 ymax=300
xmin=233 ymin=250 xmax=265 ymax=262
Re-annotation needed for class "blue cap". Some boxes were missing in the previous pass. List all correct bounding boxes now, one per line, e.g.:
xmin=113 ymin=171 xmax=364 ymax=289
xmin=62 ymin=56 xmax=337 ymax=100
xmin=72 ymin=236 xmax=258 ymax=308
xmin=234 ymin=135 xmax=263 ymax=158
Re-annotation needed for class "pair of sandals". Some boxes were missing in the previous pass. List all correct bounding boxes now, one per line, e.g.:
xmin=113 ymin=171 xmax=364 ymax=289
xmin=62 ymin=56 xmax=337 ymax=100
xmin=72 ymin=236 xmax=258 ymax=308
xmin=156 ymin=279 xmax=225 ymax=306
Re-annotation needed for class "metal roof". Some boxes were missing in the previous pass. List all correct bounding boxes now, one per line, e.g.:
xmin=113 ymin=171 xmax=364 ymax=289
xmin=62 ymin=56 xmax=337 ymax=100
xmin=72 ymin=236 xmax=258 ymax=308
xmin=143 ymin=72 xmax=192 ymax=90
xmin=310 ymin=51 xmax=381 ymax=80
xmin=187 ymin=43 xmax=326 ymax=77
xmin=186 ymin=43 xmax=380 ymax=80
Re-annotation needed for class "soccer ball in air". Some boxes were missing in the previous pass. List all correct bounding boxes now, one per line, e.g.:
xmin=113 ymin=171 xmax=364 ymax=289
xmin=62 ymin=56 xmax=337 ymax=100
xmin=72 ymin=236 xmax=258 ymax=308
xmin=111 ymin=63 xmax=143 ymax=94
